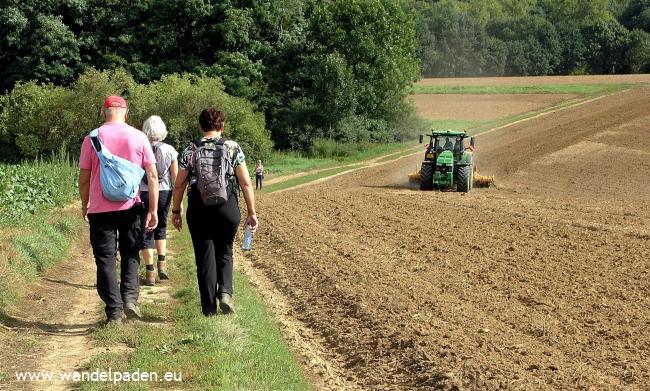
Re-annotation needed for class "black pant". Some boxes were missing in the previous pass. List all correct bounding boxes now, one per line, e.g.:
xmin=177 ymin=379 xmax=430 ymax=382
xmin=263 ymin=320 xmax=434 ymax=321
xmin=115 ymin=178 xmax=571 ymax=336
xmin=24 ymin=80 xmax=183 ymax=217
xmin=88 ymin=206 xmax=143 ymax=319
xmin=186 ymin=188 xmax=240 ymax=315
xmin=256 ymin=174 xmax=263 ymax=190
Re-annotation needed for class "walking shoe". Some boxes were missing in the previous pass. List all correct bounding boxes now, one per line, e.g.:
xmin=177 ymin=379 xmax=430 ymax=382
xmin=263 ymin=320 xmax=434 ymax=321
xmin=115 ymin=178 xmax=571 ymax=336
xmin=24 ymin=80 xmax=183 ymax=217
xmin=124 ymin=302 xmax=142 ymax=319
xmin=145 ymin=269 xmax=156 ymax=286
xmin=157 ymin=261 xmax=169 ymax=280
xmin=105 ymin=313 xmax=126 ymax=326
xmin=219 ymin=293 xmax=235 ymax=314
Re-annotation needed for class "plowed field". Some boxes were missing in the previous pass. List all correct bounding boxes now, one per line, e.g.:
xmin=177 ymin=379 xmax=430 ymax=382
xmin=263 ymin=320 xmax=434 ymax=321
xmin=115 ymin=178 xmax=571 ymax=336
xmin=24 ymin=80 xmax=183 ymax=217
xmin=252 ymin=87 xmax=650 ymax=390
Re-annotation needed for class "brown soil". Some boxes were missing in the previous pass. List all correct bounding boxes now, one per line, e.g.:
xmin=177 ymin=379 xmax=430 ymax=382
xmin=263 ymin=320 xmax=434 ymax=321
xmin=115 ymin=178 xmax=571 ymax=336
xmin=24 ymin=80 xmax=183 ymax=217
xmin=416 ymin=74 xmax=650 ymax=87
xmin=409 ymin=94 xmax=577 ymax=121
xmin=251 ymin=87 xmax=650 ymax=390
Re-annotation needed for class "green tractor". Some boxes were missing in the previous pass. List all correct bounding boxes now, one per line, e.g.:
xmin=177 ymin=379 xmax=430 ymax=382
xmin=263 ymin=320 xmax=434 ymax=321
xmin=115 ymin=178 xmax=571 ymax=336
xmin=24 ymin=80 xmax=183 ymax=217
xmin=415 ymin=130 xmax=477 ymax=192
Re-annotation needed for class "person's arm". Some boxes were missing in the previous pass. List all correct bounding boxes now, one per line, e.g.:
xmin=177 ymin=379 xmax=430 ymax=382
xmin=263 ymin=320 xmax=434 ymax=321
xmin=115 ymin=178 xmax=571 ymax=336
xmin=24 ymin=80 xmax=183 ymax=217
xmin=79 ymin=169 xmax=91 ymax=222
xmin=144 ymin=164 xmax=159 ymax=231
xmin=171 ymin=169 xmax=190 ymax=231
xmin=170 ymin=159 xmax=179 ymax=189
xmin=235 ymin=162 xmax=258 ymax=231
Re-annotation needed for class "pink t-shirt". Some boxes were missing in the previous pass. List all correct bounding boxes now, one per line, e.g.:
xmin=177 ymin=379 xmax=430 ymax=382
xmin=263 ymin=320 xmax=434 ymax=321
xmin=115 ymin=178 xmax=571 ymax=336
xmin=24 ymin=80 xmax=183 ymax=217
xmin=79 ymin=122 xmax=156 ymax=214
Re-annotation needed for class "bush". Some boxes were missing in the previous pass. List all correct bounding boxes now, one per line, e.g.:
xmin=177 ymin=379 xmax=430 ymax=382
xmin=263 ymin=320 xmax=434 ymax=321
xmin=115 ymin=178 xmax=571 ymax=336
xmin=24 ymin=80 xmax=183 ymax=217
xmin=0 ymin=69 xmax=272 ymax=162
xmin=309 ymin=138 xmax=371 ymax=159
xmin=0 ymin=150 xmax=78 ymax=226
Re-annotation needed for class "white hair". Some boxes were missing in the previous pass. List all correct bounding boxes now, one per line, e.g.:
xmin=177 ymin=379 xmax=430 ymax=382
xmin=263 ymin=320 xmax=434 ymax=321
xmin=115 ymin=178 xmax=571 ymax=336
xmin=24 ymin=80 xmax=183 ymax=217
xmin=142 ymin=115 xmax=167 ymax=142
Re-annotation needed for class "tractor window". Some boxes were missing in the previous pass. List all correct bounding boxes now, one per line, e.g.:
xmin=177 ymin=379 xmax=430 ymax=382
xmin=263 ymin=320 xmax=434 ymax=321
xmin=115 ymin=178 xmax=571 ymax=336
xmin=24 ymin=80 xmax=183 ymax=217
xmin=440 ymin=138 xmax=454 ymax=151
xmin=453 ymin=138 xmax=464 ymax=153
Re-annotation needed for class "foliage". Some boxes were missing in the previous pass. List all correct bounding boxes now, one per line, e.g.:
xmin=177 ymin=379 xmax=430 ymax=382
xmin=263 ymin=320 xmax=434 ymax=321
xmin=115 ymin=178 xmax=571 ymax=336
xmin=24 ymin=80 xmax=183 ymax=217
xmin=0 ymin=151 xmax=78 ymax=226
xmin=412 ymin=0 xmax=650 ymax=77
xmin=1 ymin=0 xmax=647 ymax=156
xmin=0 ymin=70 xmax=272 ymax=161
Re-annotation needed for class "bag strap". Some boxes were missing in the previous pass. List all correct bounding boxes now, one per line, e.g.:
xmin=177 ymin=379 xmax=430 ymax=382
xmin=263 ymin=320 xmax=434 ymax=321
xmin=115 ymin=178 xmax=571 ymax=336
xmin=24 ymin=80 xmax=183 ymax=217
xmin=89 ymin=129 xmax=102 ymax=153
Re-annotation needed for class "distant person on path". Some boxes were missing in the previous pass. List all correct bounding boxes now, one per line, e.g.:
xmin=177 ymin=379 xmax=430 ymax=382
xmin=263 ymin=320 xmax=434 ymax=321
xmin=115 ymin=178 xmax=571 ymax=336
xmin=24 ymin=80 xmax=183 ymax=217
xmin=139 ymin=115 xmax=178 ymax=285
xmin=255 ymin=160 xmax=264 ymax=190
xmin=171 ymin=107 xmax=258 ymax=315
xmin=79 ymin=95 xmax=159 ymax=325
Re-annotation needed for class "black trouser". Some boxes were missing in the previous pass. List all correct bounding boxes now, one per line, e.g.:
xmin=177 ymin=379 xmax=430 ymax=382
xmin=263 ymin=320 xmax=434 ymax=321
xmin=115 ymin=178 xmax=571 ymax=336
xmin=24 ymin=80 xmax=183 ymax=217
xmin=88 ymin=206 xmax=143 ymax=320
xmin=256 ymin=174 xmax=263 ymax=190
xmin=186 ymin=188 xmax=240 ymax=315
xmin=140 ymin=190 xmax=172 ymax=249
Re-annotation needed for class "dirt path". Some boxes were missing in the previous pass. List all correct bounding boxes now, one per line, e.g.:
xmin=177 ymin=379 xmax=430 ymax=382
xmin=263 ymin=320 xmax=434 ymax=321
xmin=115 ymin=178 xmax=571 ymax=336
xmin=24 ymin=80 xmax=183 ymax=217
xmin=0 ymin=232 xmax=105 ymax=390
xmin=0 ymin=228 xmax=176 ymax=390
xmin=251 ymin=87 xmax=650 ymax=390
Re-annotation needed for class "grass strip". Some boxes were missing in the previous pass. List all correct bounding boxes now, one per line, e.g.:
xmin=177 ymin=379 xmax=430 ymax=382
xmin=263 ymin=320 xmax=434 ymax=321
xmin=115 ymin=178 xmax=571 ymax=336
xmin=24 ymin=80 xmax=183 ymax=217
xmin=374 ymin=146 xmax=421 ymax=163
xmin=264 ymin=141 xmax=414 ymax=178
xmin=81 ymin=215 xmax=310 ymax=390
xmin=408 ymin=83 xmax=639 ymax=95
xmin=0 ymin=208 xmax=85 ymax=312
xmin=262 ymin=164 xmax=365 ymax=194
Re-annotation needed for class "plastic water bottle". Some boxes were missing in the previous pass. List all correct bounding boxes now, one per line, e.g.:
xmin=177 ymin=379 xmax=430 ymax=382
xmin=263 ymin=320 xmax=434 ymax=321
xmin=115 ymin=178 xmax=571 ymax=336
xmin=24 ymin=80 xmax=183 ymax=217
xmin=242 ymin=224 xmax=254 ymax=251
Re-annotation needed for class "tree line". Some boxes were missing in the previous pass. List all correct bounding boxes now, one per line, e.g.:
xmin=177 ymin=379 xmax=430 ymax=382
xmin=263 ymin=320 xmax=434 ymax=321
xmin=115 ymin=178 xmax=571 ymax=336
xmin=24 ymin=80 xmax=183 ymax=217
xmin=0 ymin=0 xmax=420 ymax=155
xmin=1 ymin=0 xmax=649 ymax=158
xmin=414 ymin=0 xmax=650 ymax=77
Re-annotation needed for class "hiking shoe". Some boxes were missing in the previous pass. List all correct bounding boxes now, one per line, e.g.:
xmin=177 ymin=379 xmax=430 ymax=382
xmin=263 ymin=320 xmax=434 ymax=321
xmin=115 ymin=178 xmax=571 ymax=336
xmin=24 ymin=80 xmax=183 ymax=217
xmin=124 ymin=302 xmax=142 ymax=319
xmin=145 ymin=269 xmax=156 ymax=286
xmin=157 ymin=261 xmax=169 ymax=280
xmin=219 ymin=293 xmax=235 ymax=314
xmin=105 ymin=313 xmax=126 ymax=326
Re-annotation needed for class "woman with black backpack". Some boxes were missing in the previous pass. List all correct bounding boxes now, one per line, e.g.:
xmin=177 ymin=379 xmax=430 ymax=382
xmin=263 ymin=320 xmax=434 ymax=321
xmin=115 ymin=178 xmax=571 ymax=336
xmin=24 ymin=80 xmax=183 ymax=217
xmin=170 ymin=107 xmax=258 ymax=315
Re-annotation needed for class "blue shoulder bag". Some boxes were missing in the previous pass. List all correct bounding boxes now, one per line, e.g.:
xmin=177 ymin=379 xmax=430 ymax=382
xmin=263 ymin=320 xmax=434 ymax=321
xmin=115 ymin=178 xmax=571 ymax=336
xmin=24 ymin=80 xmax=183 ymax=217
xmin=89 ymin=129 xmax=145 ymax=202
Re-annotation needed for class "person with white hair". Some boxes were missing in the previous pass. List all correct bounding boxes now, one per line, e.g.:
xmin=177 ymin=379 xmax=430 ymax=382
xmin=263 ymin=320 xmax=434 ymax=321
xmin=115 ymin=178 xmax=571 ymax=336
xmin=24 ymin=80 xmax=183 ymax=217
xmin=139 ymin=115 xmax=178 ymax=285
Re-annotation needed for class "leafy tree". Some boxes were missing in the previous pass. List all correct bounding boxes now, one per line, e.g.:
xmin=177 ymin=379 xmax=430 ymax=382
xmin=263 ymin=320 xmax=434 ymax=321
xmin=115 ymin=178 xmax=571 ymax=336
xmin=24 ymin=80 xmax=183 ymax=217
xmin=489 ymin=15 xmax=562 ymax=75
xmin=627 ymin=28 xmax=650 ymax=72
xmin=582 ymin=19 xmax=631 ymax=73
xmin=620 ymin=0 xmax=650 ymax=32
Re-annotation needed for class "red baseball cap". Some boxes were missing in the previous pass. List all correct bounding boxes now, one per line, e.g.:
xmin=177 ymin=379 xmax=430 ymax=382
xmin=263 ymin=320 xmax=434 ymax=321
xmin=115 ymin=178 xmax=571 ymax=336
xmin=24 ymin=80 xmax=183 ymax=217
xmin=103 ymin=95 xmax=128 ymax=109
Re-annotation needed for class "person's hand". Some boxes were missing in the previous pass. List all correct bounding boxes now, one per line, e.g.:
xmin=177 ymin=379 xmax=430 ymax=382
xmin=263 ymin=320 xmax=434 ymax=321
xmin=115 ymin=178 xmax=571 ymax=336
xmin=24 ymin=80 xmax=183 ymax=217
xmin=81 ymin=205 xmax=89 ymax=223
xmin=172 ymin=213 xmax=183 ymax=231
xmin=246 ymin=213 xmax=258 ymax=233
xmin=145 ymin=211 xmax=158 ymax=231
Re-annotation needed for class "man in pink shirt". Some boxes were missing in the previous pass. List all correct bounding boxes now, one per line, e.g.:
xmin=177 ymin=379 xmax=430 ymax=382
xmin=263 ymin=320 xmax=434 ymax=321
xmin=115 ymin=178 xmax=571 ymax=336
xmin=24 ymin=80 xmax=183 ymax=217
xmin=78 ymin=95 xmax=159 ymax=325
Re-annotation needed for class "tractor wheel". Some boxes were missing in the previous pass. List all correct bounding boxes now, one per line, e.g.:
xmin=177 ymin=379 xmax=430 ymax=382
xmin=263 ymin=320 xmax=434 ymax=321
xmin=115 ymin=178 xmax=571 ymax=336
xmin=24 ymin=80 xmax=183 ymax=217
xmin=420 ymin=162 xmax=434 ymax=190
xmin=457 ymin=164 xmax=472 ymax=193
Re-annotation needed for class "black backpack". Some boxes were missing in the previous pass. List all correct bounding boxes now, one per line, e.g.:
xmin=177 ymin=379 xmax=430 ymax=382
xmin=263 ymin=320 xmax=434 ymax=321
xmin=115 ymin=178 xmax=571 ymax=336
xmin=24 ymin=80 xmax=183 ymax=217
xmin=191 ymin=138 xmax=235 ymax=205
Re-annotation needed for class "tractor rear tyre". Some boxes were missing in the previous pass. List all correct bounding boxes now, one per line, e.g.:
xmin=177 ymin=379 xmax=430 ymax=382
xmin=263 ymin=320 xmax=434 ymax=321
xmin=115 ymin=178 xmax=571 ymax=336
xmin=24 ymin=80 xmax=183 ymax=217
xmin=420 ymin=162 xmax=434 ymax=190
xmin=457 ymin=164 xmax=472 ymax=193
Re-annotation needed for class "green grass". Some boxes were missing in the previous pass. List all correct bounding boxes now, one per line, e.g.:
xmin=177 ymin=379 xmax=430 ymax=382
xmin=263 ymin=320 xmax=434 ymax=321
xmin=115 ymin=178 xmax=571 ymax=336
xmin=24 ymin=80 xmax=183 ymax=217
xmin=264 ymin=141 xmax=415 ymax=178
xmin=81 ymin=213 xmax=310 ymax=391
xmin=408 ymin=83 xmax=639 ymax=95
xmin=374 ymin=147 xmax=421 ymax=163
xmin=0 ymin=151 xmax=83 ymax=312
xmin=262 ymin=164 xmax=366 ymax=193
xmin=0 ymin=212 xmax=85 ymax=312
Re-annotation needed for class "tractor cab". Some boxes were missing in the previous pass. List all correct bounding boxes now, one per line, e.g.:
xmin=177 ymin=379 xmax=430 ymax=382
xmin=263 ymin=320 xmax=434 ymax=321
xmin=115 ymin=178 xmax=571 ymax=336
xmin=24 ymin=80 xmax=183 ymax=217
xmin=420 ymin=130 xmax=474 ymax=163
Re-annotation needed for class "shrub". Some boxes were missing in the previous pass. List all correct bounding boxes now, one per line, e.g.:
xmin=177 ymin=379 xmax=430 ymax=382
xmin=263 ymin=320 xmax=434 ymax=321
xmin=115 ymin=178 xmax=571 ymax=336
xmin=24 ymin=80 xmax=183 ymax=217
xmin=0 ymin=69 xmax=272 ymax=162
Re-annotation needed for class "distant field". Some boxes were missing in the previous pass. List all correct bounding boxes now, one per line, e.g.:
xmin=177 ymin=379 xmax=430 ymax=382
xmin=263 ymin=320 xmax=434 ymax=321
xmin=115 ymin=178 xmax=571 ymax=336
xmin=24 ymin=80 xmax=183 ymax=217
xmin=409 ymin=83 xmax=636 ymax=95
xmin=416 ymin=74 xmax=650 ymax=87
xmin=411 ymin=75 xmax=646 ymax=127
xmin=409 ymin=93 xmax=576 ymax=120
